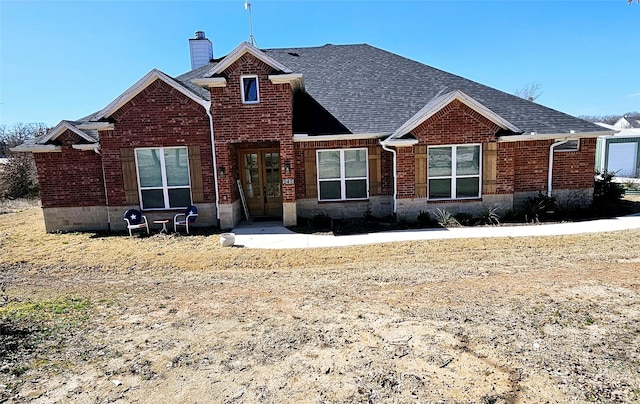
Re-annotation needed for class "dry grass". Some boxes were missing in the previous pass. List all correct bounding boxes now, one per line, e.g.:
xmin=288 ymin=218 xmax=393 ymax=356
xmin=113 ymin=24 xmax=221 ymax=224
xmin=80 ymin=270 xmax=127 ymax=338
xmin=1 ymin=207 xmax=640 ymax=402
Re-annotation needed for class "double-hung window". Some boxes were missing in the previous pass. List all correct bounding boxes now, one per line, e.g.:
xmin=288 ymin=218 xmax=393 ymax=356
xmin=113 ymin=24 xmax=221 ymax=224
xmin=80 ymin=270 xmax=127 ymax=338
xmin=241 ymin=75 xmax=259 ymax=104
xmin=135 ymin=147 xmax=192 ymax=209
xmin=428 ymin=144 xmax=481 ymax=199
xmin=317 ymin=149 xmax=368 ymax=201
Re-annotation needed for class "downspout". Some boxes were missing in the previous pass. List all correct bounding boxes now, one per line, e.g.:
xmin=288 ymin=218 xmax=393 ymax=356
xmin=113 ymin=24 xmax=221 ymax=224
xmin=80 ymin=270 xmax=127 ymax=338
xmin=380 ymin=142 xmax=397 ymax=214
xmin=548 ymin=139 xmax=569 ymax=197
xmin=205 ymin=105 xmax=221 ymax=220
xmin=96 ymin=147 xmax=112 ymax=231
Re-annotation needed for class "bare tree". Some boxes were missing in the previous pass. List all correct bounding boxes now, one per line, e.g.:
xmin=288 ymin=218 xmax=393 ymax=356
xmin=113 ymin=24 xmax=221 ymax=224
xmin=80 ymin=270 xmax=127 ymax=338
xmin=0 ymin=123 xmax=48 ymax=199
xmin=515 ymin=82 xmax=542 ymax=102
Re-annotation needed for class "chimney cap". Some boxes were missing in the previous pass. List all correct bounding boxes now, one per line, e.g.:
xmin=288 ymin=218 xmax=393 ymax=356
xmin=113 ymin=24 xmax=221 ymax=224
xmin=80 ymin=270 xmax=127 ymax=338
xmin=194 ymin=31 xmax=206 ymax=39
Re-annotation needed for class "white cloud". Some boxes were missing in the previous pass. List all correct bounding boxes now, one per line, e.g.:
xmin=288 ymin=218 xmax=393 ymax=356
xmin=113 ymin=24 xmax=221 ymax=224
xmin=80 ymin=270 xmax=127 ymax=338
xmin=628 ymin=92 xmax=640 ymax=97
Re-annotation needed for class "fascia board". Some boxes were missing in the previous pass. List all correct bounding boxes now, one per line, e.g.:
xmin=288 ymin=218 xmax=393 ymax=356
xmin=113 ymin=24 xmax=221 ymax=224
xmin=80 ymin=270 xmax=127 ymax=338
xmin=72 ymin=143 xmax=101 ymax=151
xmin=389 ymin=90 xmax=521 ymax=140
xmin=269 ymin=73 xmax=304 ymax=90
xmin=498 ymin=130 xmax=616 ymax=142
xmin=10 ymin=144 xmax=61 ymax=153
xmin=96 ymin=69 xmax=210 ymax=119
xmin=39 ymin=121 xmax=96 ymax=144
xmin=380 ymin=138 xmax=419 ymax=147
xmin=293 ymin=132 xmax=390 ymax=142
xmin=191 ymin=77 xmax=227 ymax=88
xmin=77 ymin=122 xmax=114 ymax=131
xmin=205 ymin=42 xmax=293 ymax=77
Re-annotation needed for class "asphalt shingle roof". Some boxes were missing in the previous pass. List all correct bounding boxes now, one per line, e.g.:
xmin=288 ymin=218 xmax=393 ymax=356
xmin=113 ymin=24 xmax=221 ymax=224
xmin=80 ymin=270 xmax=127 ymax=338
xmin=259 ymin=44 xmax=606 ymax=135
xmin=73 ymin=43 xmax=607 ymax=138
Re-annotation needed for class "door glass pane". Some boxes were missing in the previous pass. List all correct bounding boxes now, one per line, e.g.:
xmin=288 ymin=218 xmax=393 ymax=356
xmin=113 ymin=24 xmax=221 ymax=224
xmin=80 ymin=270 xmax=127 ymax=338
xmin=164 ymin=148 xmax=189 ymax=186
xmin=319 ymin=181 xmax=341 ymax=200
xmin=318 ymin=151 xmax=340 ymax=179
xmin=428 ymin=147 xmax=452 ymax=177
xmin=346 ymin=179 xmax=366 ymax=199
xmin=141 ymin=189 xmax=164 ymax=209
xmin=456 ymin=177 xmax=480 ymax=198
xmin=456 ymin=146 xmax=480 ymax=176
xmin=168 ymin=188 xmax=191 ymax=208
xmin=344 ymin=150 xmax=366 ymax=178
xmin=137 ymin=149 xmax=162 ymax=187
xmin=265 ymin=152 xmax=281 ymax=198
xmin=244 ymin=153 xmax=259 ymax=199
xmin=429 ymin=178 xmax=451 ymax=199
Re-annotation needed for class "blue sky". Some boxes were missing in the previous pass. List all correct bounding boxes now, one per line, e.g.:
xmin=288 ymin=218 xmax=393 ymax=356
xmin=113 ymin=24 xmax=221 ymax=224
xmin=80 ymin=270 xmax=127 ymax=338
xmin=1 ymin=0 xmax=638 ymax=127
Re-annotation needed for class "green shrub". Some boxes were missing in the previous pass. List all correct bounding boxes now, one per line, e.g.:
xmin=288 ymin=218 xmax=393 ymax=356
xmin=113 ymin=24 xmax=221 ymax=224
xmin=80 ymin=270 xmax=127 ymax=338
xmin=594 ymin=170 xmax=625 ymax=203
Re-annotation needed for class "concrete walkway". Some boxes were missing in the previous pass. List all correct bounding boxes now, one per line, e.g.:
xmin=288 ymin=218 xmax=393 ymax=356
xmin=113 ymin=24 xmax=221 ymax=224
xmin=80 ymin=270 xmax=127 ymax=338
xmin=231 ymin=213 xmax=640 ymax=249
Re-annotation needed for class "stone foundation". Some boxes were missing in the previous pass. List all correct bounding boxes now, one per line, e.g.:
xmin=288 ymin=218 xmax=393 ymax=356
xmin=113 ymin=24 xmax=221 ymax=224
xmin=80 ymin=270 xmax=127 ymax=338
xmin=43 ymin=206 xmax=109 ymax=233
xmin=296 ymin=196 xmax=394 ymax=220
xmin=396 ymin=194 xmax=515 ymax=222
xmin=219 ymin=200 xmax=242 ymax=230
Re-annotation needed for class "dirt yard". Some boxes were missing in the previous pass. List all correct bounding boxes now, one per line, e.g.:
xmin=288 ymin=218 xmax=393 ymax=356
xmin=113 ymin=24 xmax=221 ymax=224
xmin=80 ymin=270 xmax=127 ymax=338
xmin=1 ymin=207 xmax=639 ymax=403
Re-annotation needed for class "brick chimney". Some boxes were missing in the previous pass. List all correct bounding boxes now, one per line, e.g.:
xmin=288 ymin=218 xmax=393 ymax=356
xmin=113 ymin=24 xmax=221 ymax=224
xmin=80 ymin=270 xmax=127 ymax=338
xmin=189 ymin=31 xmax=213 ymax=70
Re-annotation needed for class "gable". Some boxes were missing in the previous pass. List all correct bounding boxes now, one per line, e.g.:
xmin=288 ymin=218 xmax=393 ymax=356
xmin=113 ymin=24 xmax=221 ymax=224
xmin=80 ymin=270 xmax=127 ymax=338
xmin=388 ymin=90 xmax=519 ymax=143
xmin=111 ymin=78 xmax=208 ymax=122
xmin=408 ymin=99 xmax=502 ymax=147
xmin=95 ymin=69 xmax=209 ymax=121
xmin=205 ymin=42 xmax=292 ymax=78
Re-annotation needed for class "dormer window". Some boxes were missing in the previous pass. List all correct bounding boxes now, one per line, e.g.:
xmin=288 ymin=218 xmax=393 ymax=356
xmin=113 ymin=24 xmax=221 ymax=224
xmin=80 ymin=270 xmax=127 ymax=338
xmin=241 ymin=75 xmax=259 ymax=104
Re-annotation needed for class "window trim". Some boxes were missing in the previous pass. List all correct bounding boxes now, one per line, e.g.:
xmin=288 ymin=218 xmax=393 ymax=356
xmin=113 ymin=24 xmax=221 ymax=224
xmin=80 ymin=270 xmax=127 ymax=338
xmin=316 ymin=148 xmax=369 ymax=201
xmin=427 ymin=143 xmax=482 ymax=200
xmin=241 ymin=74 xmax=260 ymax=104
xmin=134 ymin=146 xmax=192 ymax=210
xmin=555 ymin=139 xmax=580 ymax=152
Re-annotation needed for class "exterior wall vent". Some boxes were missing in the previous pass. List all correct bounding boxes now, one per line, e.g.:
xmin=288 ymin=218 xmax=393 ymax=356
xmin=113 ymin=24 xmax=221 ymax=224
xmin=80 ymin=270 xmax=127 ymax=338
xmin=189 ymin=31 xmax=214 ymax=70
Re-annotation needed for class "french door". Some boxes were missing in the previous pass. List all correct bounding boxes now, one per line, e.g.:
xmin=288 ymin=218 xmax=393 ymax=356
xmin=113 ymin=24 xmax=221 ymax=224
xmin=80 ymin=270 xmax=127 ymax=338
xmin=239 ymin=149 xmax=282 ymax=218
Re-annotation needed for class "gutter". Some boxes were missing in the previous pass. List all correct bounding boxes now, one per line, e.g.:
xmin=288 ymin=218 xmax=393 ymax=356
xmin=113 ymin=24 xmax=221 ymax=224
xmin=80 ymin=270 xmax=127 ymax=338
xmin=548 ymin=139 xmax=569 ymax=197
xmin=205 ymin=104 xmax=221 ymax=220
xmin=380 ymin=141 xmax=397 ymax=215
xmin=499 ymin=130 xmax=615 ymax=142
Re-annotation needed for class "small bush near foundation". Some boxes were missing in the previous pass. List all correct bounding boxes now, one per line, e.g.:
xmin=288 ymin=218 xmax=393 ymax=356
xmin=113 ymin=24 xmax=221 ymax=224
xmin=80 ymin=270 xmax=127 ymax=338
xmin=477 ymin=204 xmax=502 ymax=225
xmin=432 ymin=208 xmax=459 ymax=228
xmin=362 ymin=207 xmax=375 ymax=221
xmin=522 ymin=192 xmax=557 ymax=223
xmin=416 ymin=210 xmax=432 ymax=227
xmin=593 ymin=170 xmax=625 ymax=212
xmin=453 ymin=212 xmax=474 ymax=226
xmin=308 ymin=212 xmax=332 ymax=231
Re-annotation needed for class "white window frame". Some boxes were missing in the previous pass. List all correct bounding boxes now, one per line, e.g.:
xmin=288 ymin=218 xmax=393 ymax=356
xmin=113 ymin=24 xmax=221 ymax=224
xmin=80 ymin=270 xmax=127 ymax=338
xmin=427 ymin=144 xmax=482 ymax=200
xmin=134 ymin=146 xmax=192 ymax=210
xmin=555 ymin=139 xmax=580 ymax=152
xmin=241 ymin=74 xmax=260 ymax=104
xmin=316 ymin=148 xmax=369 ymax=201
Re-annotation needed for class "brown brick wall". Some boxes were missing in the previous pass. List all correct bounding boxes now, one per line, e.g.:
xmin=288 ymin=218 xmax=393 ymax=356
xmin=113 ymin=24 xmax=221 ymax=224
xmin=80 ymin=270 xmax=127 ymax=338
xmin=34 ymin=130 xmax=105 ymax=208
xmin=100 ymin=79 xmax=214 ymax=207
xmin=210 ymin=53 xmax=295 ymax=204
xmin=511 ymin=138 xmax=596 ymax=193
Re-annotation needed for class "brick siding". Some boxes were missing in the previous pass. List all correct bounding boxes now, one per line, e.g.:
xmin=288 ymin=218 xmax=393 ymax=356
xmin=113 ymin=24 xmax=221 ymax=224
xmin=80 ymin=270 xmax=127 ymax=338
xmin=511 ymin=137 xmax=596 ymax=193
xmin=210 ymin=53 xmax=294 ymax=204
xmin=34 ymin=130 xmax=105 ymax=208
xmin=100 ymin=79 xmax=214 ymax=207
